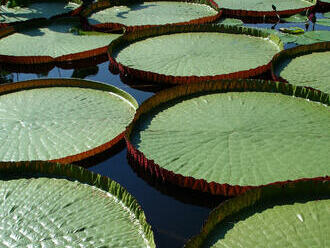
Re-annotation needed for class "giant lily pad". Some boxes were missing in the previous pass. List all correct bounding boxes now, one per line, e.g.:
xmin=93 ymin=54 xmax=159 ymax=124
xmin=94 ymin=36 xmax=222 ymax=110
xmin=216 ymin=0 xmax=314 ymax=11
xmin=185 ymin=179 xmax=329 ymax=247
xmin=109 ymin=24 xmax=282 ymax=84
xmin=0 ymin=1 xmax=81 ymax=24
xmin=272 ymin=42 xmax=330 ymax=93
xmin=262 ymin=28 xmax=330 ymax=45
xmin=282 ymin=13 xmax=308 ymax=22
xmin=0 ymin=18 xmax=121 ymax=65
xmin=0 ymin=78 xmax=137 ymax=163
xmin=317 ymin=17 xmax=330 ymax=26
xmin=216 ymin=18 xmax=244 ymax=26
xmin=126 ymin=80 xmax=329 ymax=196
xmin=215 ymin=0 xmax=316 ymax=19
xmin=0 ymin=161 xmax=155 ymax=247
xmin=84 ymin=0 xmax=220 ymax=31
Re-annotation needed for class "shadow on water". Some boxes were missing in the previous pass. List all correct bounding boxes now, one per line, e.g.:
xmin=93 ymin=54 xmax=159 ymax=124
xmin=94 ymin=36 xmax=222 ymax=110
xmin=119 ymin=73 xmax=172 ymax=93
xmin=0 ymin=69 xmax=13 ymax=84
xmin=73 ymin=139 xmax=126 ymax=168
xmin=127 ymin=152 xmax=228 ymax=209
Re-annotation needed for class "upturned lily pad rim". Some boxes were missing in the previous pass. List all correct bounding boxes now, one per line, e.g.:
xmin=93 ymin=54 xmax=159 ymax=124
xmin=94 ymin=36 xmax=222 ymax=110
xmin=0 ymin=17 xmax=118 ymax=65
xmin=125 ymin=79 xmax=329 ymax=196
xmin=108 ymin=24 xmax=283 ymax=85
xmin=0 ymin=0 xmax=83 ymax=28
xmin=81 ymin=0 xmax=222 ymax=33
xmin=184 ymin=178 xmax=329 ymax=247
xmin=271 ymin=41 xmax=330 ymax=89
xmin=0 ymin=161 xmax=155 ymax=248
xmin=0 ymin=78 xmax=138 ymax=164
xmin=220 ymin=0 xmax=317 ymax=20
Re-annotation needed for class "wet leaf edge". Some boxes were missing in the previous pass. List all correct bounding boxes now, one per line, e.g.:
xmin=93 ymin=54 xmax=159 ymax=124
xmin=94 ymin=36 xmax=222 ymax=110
xmin=184 ymin=178 xmax=330 ymax=247
xmin=108 ymin=24 xmax=284 ymax=85
xmin=271 ymin=41 xmax=330 ymax=91
xmin=125 ymin=79 xmax=329 ymax=196
xmin=81 ymin=0 xmax=222 ymax=33
xmin=0 ymin=78 xmax=138 ymax=164
xmin=0 ymin=161 xmax=155 ymax=247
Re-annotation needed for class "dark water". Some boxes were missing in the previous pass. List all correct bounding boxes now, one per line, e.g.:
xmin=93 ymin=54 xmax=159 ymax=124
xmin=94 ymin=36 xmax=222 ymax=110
xmin=1 ymin=13 xmax=330 ymax=247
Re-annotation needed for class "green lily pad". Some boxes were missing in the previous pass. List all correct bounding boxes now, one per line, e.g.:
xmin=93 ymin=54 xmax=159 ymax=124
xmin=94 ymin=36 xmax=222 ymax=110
xmin=0 ymin=162 xmax=155 ymax=247
xmin=113 ymin=31 xmax=280 ymax=77
xmin=129 ymin=81 xmax=329 ymax=188
xmin=0 ymin=20 xmax=120 ymax=58
xmin=88 ymin=1 xmax=218 ymax=27
xmin=317 ymin=18 xmax=330 ymax=27
xmin=0 ymin=79 xmax=137 ymax=162
xmin=297 ymin=31 xmax=330 ymax=44
xmin=216 ymin=18 xmax=244 ymax=26
xmin=282 ymin=13 xmax=307 ymax=23
xmin=214 ymin=0 xmax=314 ymax=11
xmin=324 ymin=12 xmax=330 ymax=18
xmin=275 ymin=51 xmax=330 ymax=94
xmin=279 ymin=26 xmax=304 ymax=34
xmin=263 ymin=29 xmax=330 ymax=45
xmin=0 ymin=2 xmax=80 ymax=23
xmin=185 ymin=179 xmax=329 ymax=247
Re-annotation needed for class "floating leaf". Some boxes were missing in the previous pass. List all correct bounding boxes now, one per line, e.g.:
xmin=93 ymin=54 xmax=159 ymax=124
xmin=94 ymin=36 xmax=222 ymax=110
xmin=216 ymin=18 xmax=243 ymax=26
xmin=0 ymin=19 xmax=121 ymax=63
xmin=0 ymin=161 xmax=155 ymax=247
xmin=282 ymin=13 xmax=307 ymax=22
xmin=0 ymin=2 xmax=81 ymax=23
xmin=110 ymin=24 xmax=282 ymax=83
xmin=0 ymin=79 xmax=137 ymax=163
xmin=126 ymin=80 xmax=330 ymax=196
xmin=279 ymin=26 xmax=304 ymax=34
xmin=273 ymin=43 xmax=330 ymax=94
xmin=317 ymin=18 xmax=330 ymax=27
xmin=185 ymin=179 xmax=329 ymax=247
xmin=88 ymin=1 xmax=218 ymax=27
xmin=215 ymin=0 xmax=314 ymax=11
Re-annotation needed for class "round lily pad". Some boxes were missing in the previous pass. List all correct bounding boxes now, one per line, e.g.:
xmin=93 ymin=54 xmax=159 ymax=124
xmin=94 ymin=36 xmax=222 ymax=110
xmin=282 ymin=13 xmax=308 ymax=23
xmin=0 ymin=18 xmax=121 ymax=65
xmin=215 ymin=0 xmax=316 ymax=19
xmin=263 ymin=29 xmax=330 ymax=45
xmin=216 ymin=18 xmax=244 ymax=26
xmin=272 ymin=42 xmax=330 ymax=93
xmin=317 ymin=17 xmax=330 ymax=27
xmin=0 ymin=161 xmax=155 ymax=247
xmin=126 ymin=80 xmax=330 ymax=196
xmin=109 ymin=24 xmax=283 ymax=84
xmin=217 ymin=0 xmax=314 ymax=11
xmin=0 ymin=78 xmax=137 ymax=163
xmin=185 ymin=179 xmax=329 ymax=247
xmin=0 ymin=1 xmax=81 ymax=24
xmin=85 ymin=0 xmax=220 ymax=31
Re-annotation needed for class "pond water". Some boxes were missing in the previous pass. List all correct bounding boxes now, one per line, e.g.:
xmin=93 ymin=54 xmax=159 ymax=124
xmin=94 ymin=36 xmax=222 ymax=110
xmin=1 ymin=13 xmax=329 ymax=248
